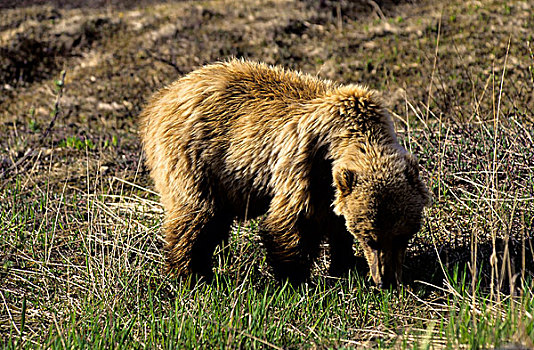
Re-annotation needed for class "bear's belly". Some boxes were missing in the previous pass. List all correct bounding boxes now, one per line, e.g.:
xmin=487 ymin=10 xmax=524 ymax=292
xmin=207 ymin=166 xmax=273 ymax=220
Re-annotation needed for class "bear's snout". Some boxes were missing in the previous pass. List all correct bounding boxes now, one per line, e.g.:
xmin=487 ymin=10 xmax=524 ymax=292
xmin=361 ymin=237 xmax=406 ymax=289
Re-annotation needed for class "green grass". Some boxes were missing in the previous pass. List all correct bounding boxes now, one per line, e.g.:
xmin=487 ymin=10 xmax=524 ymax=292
xmin=1 ymin=163 xmax=533 ymax=348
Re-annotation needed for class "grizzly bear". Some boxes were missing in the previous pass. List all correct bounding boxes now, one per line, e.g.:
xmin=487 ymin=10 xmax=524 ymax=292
xmin=139 ymin=59 xmax=429 ymax=288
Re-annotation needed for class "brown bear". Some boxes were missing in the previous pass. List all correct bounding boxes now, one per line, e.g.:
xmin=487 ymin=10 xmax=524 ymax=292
xmin=139 ymin=59 xmax=429 ymax=288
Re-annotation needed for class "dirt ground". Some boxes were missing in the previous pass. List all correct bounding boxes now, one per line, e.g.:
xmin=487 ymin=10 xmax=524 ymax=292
xmin=0 ymin=0 xmax=428 ymax=178
xmin=1 ymin=0 xmax=533 ymax=286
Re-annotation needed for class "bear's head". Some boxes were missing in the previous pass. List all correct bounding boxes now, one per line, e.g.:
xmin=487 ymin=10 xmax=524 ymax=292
xmin=333 ymin=147 xmax=430 ymax=288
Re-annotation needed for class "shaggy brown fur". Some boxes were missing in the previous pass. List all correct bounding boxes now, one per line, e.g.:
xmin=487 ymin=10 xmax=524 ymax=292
xmin=139 ymin=59 xmax=429 ymax=288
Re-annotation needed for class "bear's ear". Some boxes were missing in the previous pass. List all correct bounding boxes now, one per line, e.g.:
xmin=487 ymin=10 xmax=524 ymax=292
xmin=335 ymin=169 xmax=357 ymax=196
xmin=404 ymin=154 xmax=431 ymax=206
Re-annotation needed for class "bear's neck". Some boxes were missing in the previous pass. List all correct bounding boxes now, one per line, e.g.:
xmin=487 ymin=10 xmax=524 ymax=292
xmin=297 ymin=85 xmax=399 ymax=162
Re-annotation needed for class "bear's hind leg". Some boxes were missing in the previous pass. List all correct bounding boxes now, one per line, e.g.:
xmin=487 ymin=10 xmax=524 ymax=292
xmin=260 ymin=214 xmax=322 ymax=283
xmin=164 ymin=205 xmax=231 ymax=281
xmin=189 ymin=211 xmax=233 ymax=280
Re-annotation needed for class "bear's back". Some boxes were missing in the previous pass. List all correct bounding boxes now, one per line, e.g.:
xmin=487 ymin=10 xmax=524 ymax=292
xmin=211 ymin=59 xmax=334 ymax=103
xmin=139 ymin=60 xmax=338 ymax=152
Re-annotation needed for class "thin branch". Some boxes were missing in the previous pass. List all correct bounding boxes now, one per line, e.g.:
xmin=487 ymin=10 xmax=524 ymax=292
xmin=144 ymin=49 xmax=184 ymax=74
xmin=0 ymin=70 xmax=67 ymax=180
xmin=367 ymin=0 xmax=386 ymax=20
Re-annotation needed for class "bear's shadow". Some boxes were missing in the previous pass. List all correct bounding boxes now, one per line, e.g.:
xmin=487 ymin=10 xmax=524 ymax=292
xmin=401 ymin=237 xmax=534 ymax=294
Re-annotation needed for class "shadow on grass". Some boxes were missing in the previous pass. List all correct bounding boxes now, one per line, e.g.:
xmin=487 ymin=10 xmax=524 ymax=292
xmin=403 ymin=238 xmax=534 ymax=294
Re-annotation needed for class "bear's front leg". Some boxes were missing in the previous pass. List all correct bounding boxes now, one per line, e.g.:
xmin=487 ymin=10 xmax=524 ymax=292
xmin=327 ymin=216 xmax=357 ymax=277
